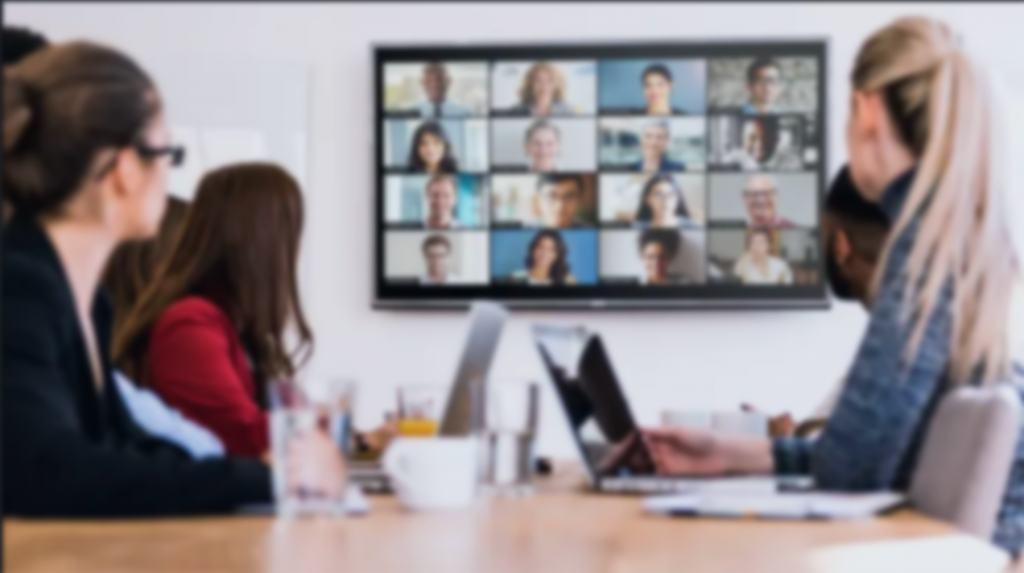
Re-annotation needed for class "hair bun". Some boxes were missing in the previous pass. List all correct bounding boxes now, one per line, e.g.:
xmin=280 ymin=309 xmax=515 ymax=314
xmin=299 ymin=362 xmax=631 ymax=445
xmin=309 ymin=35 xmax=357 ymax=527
xmin=3 ymin=71 xmax=35 ymax=153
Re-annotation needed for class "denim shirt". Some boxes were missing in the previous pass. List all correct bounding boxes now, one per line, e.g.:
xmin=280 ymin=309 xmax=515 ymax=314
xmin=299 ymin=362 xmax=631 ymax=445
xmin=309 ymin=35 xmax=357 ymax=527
xmin=772 ymin=169 xmax=1024 ymax=554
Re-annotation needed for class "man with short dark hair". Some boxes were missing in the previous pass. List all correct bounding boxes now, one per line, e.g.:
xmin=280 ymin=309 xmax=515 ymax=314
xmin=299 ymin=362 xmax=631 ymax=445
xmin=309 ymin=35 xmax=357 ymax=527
xmin=640 ymin=64 xmax=683 ymax=116
xmin=3 ymin=26 xmax=48 ymax=67
xmin=743 ymin=57 xmax=785 ymax=114
xmin=533 ymin=174 xmax=586 ymax=228
xmin=638 ymin=229 xmax=681 ymax=285
xmin=420 ymin=234 xmax=459 ymax=285
xmin=423 ymin=174 xmax=459 ymax=229
xmin=413 ymin=61 xmax=471 ymax=118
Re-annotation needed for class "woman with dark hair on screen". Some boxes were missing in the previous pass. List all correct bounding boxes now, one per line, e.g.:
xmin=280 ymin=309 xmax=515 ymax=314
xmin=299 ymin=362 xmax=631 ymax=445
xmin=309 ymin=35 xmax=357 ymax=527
xmin=115 ymin=163 xmax=316 ymax=459
xmin=640 ymin=64 xmax=685 ymax=116
xmin=509 ymin=61 xmax=574 ymax=117
xmin=407 ymin=121 xmax=458 ymax=173
xmin=634 ymin=174 xmax=695 ymax=228
xmin=3 ymin=42 xmax=339 ymax=517
xmin=638 ymin=229 xmax=681 ymax=286
xmin=512 ymin=229 xmax=577 ymax=285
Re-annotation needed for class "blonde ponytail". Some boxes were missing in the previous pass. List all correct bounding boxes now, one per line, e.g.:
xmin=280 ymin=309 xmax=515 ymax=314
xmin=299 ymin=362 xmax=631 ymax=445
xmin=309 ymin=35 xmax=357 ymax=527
xmin=854 ymin=17 xmax=1020 ymax=384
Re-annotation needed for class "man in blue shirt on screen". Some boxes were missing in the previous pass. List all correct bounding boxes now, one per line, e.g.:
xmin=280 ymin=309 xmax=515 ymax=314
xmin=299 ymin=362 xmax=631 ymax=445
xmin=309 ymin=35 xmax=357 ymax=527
xmin=413 ymin=62 xmax=472 ymax=118
xmin=741 ymin=57 xmax=787 ymax=114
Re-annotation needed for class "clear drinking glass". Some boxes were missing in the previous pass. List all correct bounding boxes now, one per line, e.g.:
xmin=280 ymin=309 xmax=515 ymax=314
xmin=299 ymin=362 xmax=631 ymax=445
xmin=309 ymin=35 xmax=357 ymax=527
xmin=269 ymin=377 xmax=355 ymax=517
xmin=396 ymin=385 xmax=447 ymax=438
xmin=480 ymin=381 xmax=539 ymax=497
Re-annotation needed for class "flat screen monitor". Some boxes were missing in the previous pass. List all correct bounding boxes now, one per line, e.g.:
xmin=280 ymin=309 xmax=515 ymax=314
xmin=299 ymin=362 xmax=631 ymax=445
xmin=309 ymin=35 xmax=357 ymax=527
xmin=374 ymin=41 xmax=828 ymax=309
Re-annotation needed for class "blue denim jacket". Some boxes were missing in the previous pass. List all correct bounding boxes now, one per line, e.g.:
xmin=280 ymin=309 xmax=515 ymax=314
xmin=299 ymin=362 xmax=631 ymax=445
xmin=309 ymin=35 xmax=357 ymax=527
xmin=773 ymin=169 xmax=1024 ymax=554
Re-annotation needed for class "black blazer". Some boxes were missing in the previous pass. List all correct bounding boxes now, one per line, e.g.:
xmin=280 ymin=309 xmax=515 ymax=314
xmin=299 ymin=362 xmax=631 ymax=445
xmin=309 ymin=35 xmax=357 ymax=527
xmin=2 ymin=215 xmax=271 ymax=517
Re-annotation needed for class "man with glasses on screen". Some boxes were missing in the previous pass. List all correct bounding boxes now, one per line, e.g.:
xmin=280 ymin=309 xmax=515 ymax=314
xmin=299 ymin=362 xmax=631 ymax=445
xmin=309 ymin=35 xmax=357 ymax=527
xmin=420 ymin=235 xmax=460 ymax=285
xmin=742 ymin=174 xmax=795 ymax=229
xmin=423 ymin=174 xmax=459 ymax=230
xmin=742 ymin=57 xmax=786 ymax=115
xmin=533 ymin=174 xmax=586 ymax=228
xmin=413 ymin=62 xmax=472 ymax=119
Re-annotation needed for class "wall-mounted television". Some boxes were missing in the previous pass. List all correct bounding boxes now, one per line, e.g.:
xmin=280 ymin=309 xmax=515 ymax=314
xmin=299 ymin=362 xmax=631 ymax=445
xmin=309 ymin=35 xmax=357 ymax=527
xmin=374 ymin=40 xmax=828 ymax=310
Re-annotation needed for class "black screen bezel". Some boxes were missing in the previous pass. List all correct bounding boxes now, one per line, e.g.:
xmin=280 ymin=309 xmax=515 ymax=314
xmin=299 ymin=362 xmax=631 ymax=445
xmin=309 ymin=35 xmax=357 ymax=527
xmin=373 ymin=40 xmax=829 ymax=310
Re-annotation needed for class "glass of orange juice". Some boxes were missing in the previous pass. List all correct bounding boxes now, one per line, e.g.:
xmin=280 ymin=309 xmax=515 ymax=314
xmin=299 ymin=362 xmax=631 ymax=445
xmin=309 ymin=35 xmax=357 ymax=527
xmin=396 ymin=386 xmax=446 ymax=437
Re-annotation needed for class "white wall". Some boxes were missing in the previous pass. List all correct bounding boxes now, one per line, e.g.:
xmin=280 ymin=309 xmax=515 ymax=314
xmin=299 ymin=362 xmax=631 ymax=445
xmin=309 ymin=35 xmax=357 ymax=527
xmin=9 ymin=2 xmax=1024 ymax=459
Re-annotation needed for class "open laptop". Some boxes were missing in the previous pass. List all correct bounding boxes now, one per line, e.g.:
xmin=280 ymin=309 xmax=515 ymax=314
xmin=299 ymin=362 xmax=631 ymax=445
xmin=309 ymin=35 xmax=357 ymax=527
xmin=533 ymin=324 xmax=812 ymax=495
xmin=350 ymin=301 xmax=509 ymax=491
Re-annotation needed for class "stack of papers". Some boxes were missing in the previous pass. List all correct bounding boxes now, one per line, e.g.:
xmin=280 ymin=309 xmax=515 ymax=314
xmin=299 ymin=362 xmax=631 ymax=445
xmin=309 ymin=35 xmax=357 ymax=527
xmin=644 ymin=491 xmax=905 ymax=520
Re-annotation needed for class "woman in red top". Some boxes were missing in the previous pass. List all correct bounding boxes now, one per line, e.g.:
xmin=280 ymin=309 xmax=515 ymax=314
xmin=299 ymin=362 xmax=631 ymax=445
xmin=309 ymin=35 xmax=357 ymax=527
xmin=114 ymin=163 xmax=313 ymax=458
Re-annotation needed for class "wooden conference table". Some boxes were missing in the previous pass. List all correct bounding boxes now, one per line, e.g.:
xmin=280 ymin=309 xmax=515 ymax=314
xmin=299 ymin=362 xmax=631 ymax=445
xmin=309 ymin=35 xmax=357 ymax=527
xmin=3 ymin=465 xmax=1010 ymax=573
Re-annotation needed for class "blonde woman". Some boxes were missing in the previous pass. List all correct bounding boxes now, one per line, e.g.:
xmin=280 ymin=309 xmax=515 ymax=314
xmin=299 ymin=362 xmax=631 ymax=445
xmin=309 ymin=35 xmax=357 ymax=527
xmin=732 ymin=229 xmax=793 ymax=285
xmin=509 ymin=62 xmax=574 ymax=117
xmin=609 ymin=18 xmax=1024 ymax=553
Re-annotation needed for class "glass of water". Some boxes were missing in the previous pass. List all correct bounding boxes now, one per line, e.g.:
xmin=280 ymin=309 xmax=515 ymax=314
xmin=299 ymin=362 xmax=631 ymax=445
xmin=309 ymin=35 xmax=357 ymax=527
xmin=269 ymin=377 xmax=354 ymax=517
xmin=480 ymin=381 xmax=539 ymax=497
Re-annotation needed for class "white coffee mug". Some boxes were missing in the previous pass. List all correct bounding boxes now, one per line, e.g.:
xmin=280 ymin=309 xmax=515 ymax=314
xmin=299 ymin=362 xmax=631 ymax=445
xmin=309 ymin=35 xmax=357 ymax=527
xmin=383 ymin=437 xmax=478 ymax=511
xmin=711 ymin=411 xmax=769 ymax=437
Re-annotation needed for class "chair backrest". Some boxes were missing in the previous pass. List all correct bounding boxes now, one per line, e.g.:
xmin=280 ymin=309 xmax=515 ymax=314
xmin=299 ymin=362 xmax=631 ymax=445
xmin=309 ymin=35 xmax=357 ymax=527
xmin=910 ymin=384 xmax=1022 ymax=539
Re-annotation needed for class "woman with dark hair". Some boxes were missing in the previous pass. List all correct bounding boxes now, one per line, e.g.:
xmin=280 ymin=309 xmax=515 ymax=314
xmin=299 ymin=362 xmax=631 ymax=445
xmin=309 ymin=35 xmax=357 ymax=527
xmin=407 ymin=121 xmax=459 ymax=173
xmin=638 ymin=229 xmax=681 ymax=285
xmin=115 ymin=163 xmax=315 ymax=459
xmin=512 ymin=229 xmax=576 ymax=285
xmin=2 ymin=42 xmax=339 ymax=517
xmin=634 ymin=174 xmax=694 ymax=228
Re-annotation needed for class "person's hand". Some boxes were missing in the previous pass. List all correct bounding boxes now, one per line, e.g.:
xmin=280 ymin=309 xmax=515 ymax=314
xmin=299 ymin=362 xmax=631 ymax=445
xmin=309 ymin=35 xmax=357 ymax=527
xmin=286 ymin=428 xmax=347 ymax=501
xmin=641 ymin=427 xmax=773 ymax=477
xmin=597 ymin=431 xmax=654 ymax=476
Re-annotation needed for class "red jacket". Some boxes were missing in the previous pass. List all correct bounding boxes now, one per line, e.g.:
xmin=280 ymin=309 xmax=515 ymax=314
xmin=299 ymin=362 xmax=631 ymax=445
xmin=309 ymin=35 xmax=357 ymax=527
xmin=147 ymin=296 xmax=268 ymax=458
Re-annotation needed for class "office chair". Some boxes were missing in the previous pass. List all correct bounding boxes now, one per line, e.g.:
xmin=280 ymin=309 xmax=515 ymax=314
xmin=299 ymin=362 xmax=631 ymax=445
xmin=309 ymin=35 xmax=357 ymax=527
xmin=910 ymin=383 xmax=1022 ymax=540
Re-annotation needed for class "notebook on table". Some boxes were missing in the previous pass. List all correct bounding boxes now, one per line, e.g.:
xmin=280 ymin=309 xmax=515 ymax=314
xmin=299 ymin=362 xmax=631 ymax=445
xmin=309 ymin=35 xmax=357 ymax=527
xmin=644 ymin=491 xmax=905 ymax=520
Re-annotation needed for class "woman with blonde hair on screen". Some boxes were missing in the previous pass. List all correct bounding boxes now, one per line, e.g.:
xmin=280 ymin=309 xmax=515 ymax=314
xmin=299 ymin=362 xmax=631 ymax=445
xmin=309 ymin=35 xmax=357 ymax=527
xmin=509 ymin=62 xmax=574 ymax=117
xmin=611 ymin=17 xmax=1024 ymax=554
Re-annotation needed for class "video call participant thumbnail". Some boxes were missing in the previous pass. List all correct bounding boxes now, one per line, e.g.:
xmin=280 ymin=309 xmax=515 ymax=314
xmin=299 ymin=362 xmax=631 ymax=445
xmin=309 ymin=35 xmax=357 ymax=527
xmin=708 ymin=228 xmax=817 ymax=286
xmin=598 ymin=117 xmax=705 ymax=173
xmin=708 ymin=57 xmax=818 ymax=116
xmin=491 ymin=229 xmax=598 ymax=286
xmin=491 ymin=174 xmax=596 ymax=229
xmin=384 ymin=174 xmax=487 ymax=230
xmin=383 ymin=61 xmax=486 ymax=118
xmin=709 ymin=115 xmax=805 ymax=171
xmin=599 ymin=173 xmax=706 ymax=229
xmin=599 ymin=229 xmax=707 ymax=285
xmin=491 ymin=60 xmax=595 ymax=117
xmin=708 ymin=173 xmax=816 ymax=230
xmin=491 ymin=118 xmax=596 ymax=173
xmin=384 ymin=119 xmax=489 ymax=174
xmin=733 ymin=228 xmax=793 ymax=285
xmin=383 ymin=230 xmax=488 ymax=285
xmin=598 ymin=60 xmax=706 ymax=116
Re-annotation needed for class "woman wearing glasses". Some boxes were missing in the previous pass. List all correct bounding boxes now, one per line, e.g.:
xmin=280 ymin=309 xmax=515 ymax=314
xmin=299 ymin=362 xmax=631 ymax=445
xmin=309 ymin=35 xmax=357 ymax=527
xmin=3 ymin=42 xmax=342 ymax=517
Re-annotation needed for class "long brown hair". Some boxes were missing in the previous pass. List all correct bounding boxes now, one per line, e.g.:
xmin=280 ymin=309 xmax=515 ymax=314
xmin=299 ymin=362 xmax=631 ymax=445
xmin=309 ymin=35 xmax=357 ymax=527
xmin=3 ymin=41 xmax=158 ymax=215
xmin=114 ymin=163 xmax=313 ymax=391
xmin=101 ymin=195 xmax=190 ymax=334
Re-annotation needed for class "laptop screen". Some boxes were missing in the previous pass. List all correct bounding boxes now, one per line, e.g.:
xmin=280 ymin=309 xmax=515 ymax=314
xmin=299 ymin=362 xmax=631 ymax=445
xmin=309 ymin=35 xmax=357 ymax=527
xmin=533 ymin=325 xmax=654 ymax=479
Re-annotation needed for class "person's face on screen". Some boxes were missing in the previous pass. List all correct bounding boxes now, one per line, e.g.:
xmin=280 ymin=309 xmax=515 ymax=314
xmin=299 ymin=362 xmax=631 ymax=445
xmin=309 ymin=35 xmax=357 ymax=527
xmin=641 ymin=125 xmax=669 ymax=159
xmin=418 ymin=132 xmax=446 ymax=170
xmin=421 ymin=66 xmax=448 ymax=104
xmin=749 ymin=232 xmax=770 ymax=259
xmin=647 ymin=181 xmax=678 ymax=223
xmin=643 ymin=73 xmax=672 ymax=111
xmin=536 ymin=181 xmax=581 ymax=228
xmin=532 ymin=67 xmax=557 ymax=105
xmin=642 ymin=242 xmax=670 ymax=282
xmin=743 ymin=176 xmax=778 ymax=226
xmin=426 ymin=179 xmax=457 ymax=224
xmin=526 ymin=127 xmax=560 ymax=171
xmin=424 ymin=243 xmax=451 ymax=279
xmin=744 ymin=121 xmax=765 ymax=162
xmin=532 ymin=236 xmax=558 ymax=273
xmin=749 ymin=65 xmax=782 ymax=109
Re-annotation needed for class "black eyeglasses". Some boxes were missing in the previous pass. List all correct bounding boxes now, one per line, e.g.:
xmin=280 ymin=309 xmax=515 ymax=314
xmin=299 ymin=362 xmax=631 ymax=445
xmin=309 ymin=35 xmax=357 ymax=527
xmin=135 ymin=142 xmax=186 ymax=167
